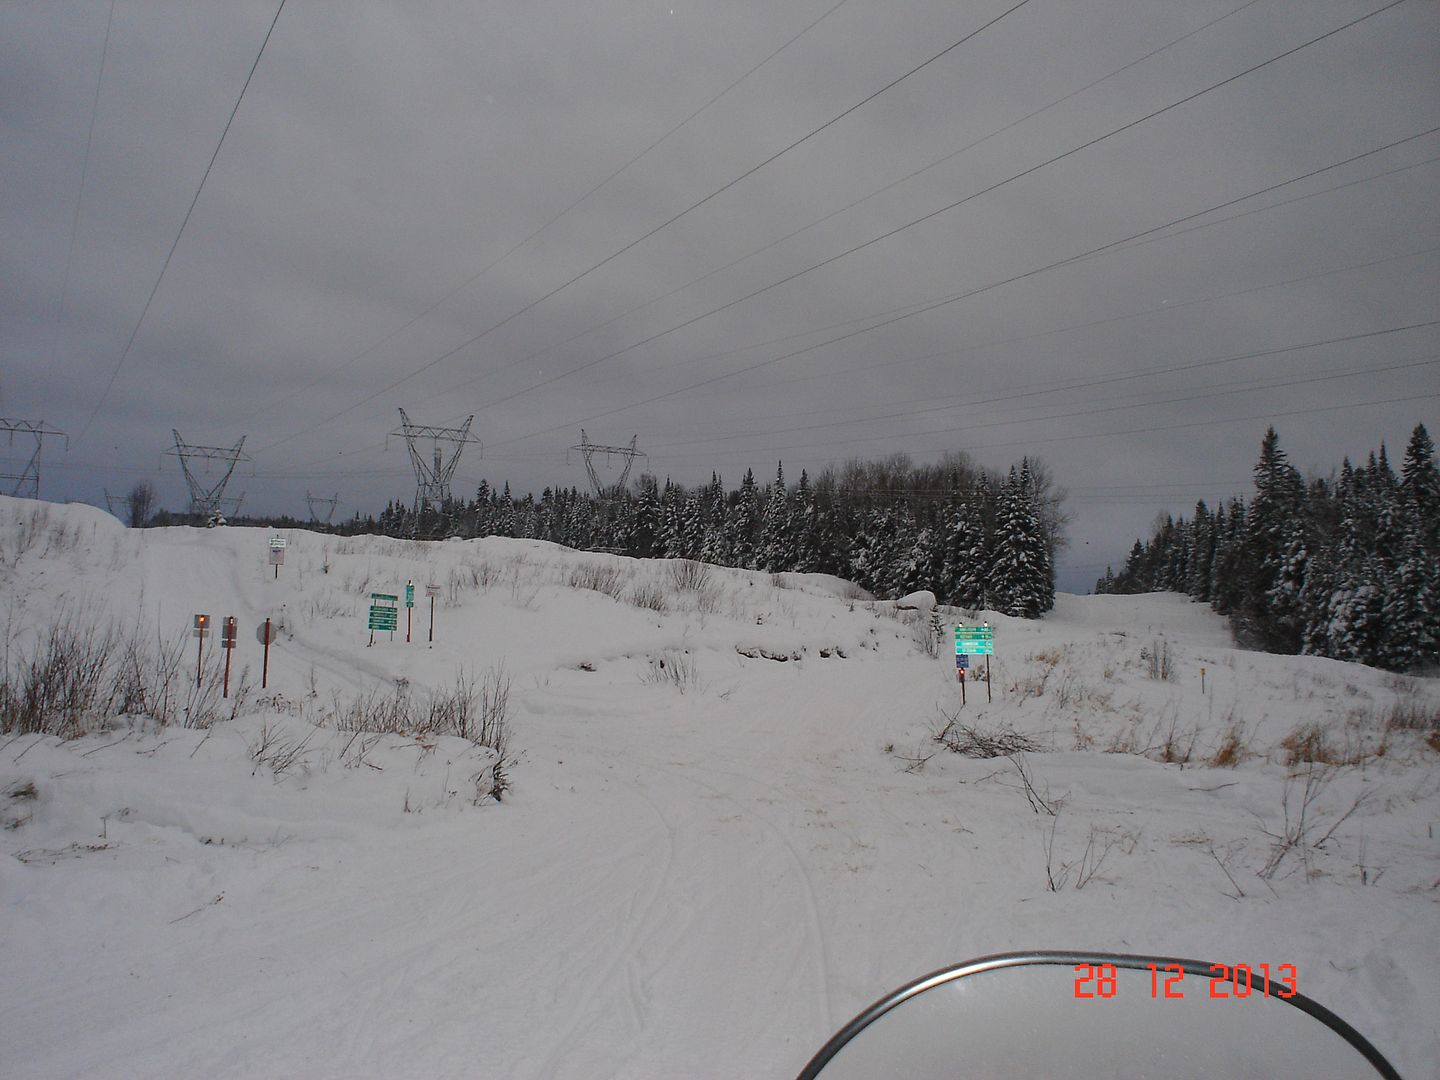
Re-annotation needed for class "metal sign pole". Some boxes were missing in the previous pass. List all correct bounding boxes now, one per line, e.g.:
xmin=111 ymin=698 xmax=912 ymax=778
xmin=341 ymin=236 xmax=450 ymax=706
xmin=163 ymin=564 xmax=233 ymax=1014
xmin=262 ymin=618 xmax=271 ymax=688
xmin=222 ymin=617 xmax=235 ymax=698
xmin=194 ymin=614 xmax=208 ymax=688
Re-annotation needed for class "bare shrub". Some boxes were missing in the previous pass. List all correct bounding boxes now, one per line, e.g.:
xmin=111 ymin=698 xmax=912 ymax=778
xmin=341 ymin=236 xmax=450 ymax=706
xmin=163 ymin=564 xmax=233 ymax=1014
xmin=1010 ymin=753 xmax=1063 ymax=816
xmin=1279 ymin=722 xmax=1368 ymax=767
xmin=569 ymin=562 xmax=628 ymax=599
xmin=248 ymin=720 xmax=315 ymax=778
xmin=669 ymin=559 xmax=713 ymax=592
xmin=1043 ymin=820 xmax=1118 ymax=892
xmin=1258 ymin=763 xmax=1371 ymax=880
xmin=1207 ymin=718 xmax=1250 ymax=768
xmin=1383 ymin=688 xmax=1440 ymax=750
xmin=933 ymin=709 xmax=1046 ymax=757
xmin=332 ymin=665 xmax=510 ymax=752
xmin=473 ymin=754 xmax=513 ymax=804
xmin=1013 ymin=650 xmax=1062 ymax=699
xmin=644 ymin=651 xmax=700 ymax=693
xmin=1 ymin=617 xmax=115 ymax=737
xmin=1142 ymin=640 xmax=1173 ymax=680
xmin=628 ymin=582 xmax=669 ymax=613
xmin=1154 ymin=710 xmax=1197 ymax=765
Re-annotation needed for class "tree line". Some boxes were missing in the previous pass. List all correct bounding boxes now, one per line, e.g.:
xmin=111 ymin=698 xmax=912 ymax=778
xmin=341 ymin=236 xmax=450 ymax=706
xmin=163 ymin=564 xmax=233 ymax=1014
xmin=358 ymin=452 xmax=1063 ymax=618
xmin=1096 ymin=425 xmax=1439 ymax=672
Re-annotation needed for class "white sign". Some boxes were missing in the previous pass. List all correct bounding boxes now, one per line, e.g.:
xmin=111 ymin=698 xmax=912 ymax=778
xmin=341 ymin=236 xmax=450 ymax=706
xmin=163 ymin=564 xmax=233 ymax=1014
xmin=268 ymin=536 xmax=287 ymax=549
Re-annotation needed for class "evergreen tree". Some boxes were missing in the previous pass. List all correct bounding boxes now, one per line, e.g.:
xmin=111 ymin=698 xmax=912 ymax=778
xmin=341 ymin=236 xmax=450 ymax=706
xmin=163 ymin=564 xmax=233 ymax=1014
xmin=1241 ymin=428 xmax=1307 ymax=651
xmin=629 ymin=474 xmax=660 ymax=557
xmin=989 ymin=464 xmax=1052 ymax=617
xmin=944 ymin=495 xmax=988 ymax=607
xmin=757 ymin=462 xmax=795 ymax=571
xmin=1186 ymin=500 xmax=1215 ymax=602
xmin=699 ymin=473 xmax=731 ymax=565
xmin=659 ymin=478 xmax=686 ymax=559
xmin=729 ymin=468 xmax=761 ymax=568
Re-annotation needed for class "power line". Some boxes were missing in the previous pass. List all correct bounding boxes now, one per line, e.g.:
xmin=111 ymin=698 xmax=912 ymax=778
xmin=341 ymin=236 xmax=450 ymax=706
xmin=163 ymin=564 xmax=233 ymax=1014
xmin=423 ymin=0 xmax=1270 ymax=409
xmin=229 ymin=0 xmax=854 ymax=443
xmin=237 ymin=1 xmax=1424 ymax=485
xmin=652 ymin=236 xmax=1440 ymax=428
xmin=255 ymin=0 xmax=1036 ymax=447
xmin=648 ymin=326 xmax=1440 ymax=451
xmin=264 ymin=219 xmax=1439 ymax=485
xmin=669 ymin=390 xmax=1440 ymax=467
xmin=46 ymin=0 xmax=115 ymax=399
xmin=481 ymin=17 xmax=1427 ymax=459
xmin=656 ymin=350 xmax=1440 ymax=460
xmin=74 ymin=0 xmax=287 ymax=447
xmin=479 ymin=131 xmax=1439 ymax=428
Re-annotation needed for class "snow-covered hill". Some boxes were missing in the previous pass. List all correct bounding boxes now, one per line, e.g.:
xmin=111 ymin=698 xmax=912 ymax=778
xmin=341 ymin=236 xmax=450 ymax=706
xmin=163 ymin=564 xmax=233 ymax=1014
xmin=2 ymin=497 xmax=1437 ymax=1078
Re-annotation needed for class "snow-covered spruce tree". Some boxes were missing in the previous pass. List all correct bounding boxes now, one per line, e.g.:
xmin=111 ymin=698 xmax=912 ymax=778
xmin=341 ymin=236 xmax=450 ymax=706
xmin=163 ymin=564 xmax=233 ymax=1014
xmin=698 ymin=474 xmax=730 ymax=566
xmin=1209 ymin=499 xmax=1247 ymax=616
xmin=628 ymin=474 xmax=661 ymax=558
xmin=1186 ymin=500 xmax=1215 ymax=603
xmin=790 ymin=469 xmax=820 ymax=573
xmin=1383 ymin=424 xmax=1440 ymax=668
xmin=988 ymin=461 xmax=1053 ymax=617
xmin=758 ymin=462 xmax=796 ymax=572
xmin=943 ymin=493 xmax=988 ymax=608
xmin=1238 ymin=428 xmax=1307 ymax=651
xmin=659 ymin=478 xmax=687 ymax=559
xmin=728 ymin=468 xmax=761 ymax=569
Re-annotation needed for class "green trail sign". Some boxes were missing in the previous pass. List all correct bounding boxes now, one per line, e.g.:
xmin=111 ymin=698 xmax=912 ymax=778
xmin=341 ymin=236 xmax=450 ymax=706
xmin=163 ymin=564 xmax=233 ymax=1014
xmin=954 ymin=625 xmax=995 ymax=655
xmin=368 ymin=592 xmax=399 ymax=636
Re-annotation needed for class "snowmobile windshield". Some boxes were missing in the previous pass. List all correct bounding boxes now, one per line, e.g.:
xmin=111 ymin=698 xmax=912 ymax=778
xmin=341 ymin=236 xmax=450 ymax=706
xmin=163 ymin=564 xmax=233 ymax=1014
xmin=798 ymin=951 xmax=1402 ymax=1080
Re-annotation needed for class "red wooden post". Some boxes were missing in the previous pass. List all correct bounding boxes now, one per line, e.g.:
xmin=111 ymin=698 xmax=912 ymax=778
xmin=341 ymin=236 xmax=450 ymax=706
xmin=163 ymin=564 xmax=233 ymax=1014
xmin=262 ymin=618 xmax=271 ymax=689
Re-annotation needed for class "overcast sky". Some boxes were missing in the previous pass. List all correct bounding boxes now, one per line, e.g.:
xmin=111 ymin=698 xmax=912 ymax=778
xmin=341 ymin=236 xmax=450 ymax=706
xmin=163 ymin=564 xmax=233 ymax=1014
xmin=2 ymin=0 xmax=1436 ymax=590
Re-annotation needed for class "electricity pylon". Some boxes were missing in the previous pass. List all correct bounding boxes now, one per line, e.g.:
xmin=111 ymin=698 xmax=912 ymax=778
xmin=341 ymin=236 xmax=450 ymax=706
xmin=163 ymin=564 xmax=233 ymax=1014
xmin=0 ymin=417 xmax=67 ymax=499
xmin=390 ymin=409 xmax=479 ymax=518
xmin=568 ymin=430 xmax=644 ymax=499
xmin=305 ymin=490 xmax=340 ymax=525
xmin=166 ymin=430 xmax=249 ymax=521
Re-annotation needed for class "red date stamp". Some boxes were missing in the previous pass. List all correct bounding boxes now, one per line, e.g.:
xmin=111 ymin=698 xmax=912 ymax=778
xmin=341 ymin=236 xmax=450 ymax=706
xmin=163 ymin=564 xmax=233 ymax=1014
xmin=1073 ymin=962 xmax=1298 ymax=1000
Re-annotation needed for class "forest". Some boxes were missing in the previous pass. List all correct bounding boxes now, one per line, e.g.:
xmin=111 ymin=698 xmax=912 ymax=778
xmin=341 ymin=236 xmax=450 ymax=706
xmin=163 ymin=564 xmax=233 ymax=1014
xmin=1097 ymin=425 xmax=1439 ymax=672
xmin=350 ymin=452 xmax=1066 ymax=619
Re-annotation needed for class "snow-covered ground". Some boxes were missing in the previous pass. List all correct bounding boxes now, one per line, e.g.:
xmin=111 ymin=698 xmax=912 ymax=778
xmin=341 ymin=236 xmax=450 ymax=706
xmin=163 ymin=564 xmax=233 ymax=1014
xmin=2 ymin=496 xmax=1437 ymax=1079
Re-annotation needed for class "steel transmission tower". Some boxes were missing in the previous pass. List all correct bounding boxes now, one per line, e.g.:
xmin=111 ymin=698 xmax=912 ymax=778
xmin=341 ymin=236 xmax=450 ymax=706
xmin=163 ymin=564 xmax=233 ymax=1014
xmin=0 ymin=417 xmax=67 ymax=499
xmin=568 ymin=430 xmax=645 ymax=498
xmin=166 ymin=430 xmax=249 ymax=521
xmin=390 ymin=409 xmax=480 ymax=518
xmin=305 ymin=491 xmax=341 ymax=525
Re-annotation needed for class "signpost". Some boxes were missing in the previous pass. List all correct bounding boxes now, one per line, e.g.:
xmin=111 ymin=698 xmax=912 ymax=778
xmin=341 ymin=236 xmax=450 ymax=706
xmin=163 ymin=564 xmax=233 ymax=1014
xmin=368 ymin=593 xmax=399 ymax=646
xmin=256 ymin=618 xmax=275 ymax=688
xmin=405 ymin=581 xmax=414 ymax=643
xmin=426 ymin=582 xmax=439 ymax=644
xmin=221 ymin=616 xmax=237 ymax=697
xmin=268 ymin=535 xmax=287 ymax=579
xmin=955 ymin=624 xmax=995 ymax=703
xmin=193 ymin=614 xmax=210 ymax=687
